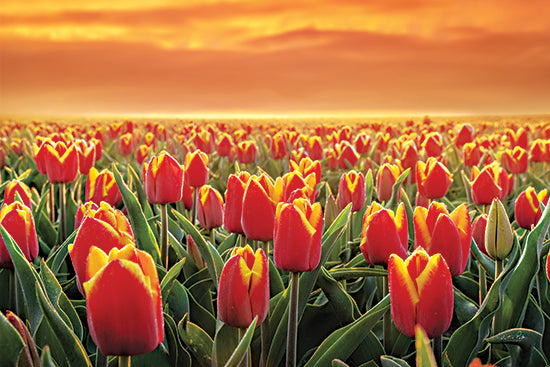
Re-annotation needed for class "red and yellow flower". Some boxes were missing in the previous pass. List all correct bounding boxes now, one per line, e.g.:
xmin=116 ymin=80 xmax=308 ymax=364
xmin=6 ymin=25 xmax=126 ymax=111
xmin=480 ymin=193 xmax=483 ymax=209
xmin=0 ymin=202 xmax=39 ymax=269
xmin=337 ymin=170 xmax=365 ymax=212
xmin=416 ymin=157 xmax=452 ymax=200
xmin=376 ymin=163 xmax=401 ymax=202
xmin=514 ymin=187 xmax=546 ymax=230
xmin=145 ymin=151 xmax=184 ymax=204
xmin=184 ymin=150 xmax=209 ymax=188
xmin=85 ymin=168 xmax=122 ymax=207
xmin=197 ymin=185 xmax=224 ymax=229
xmin=241 ymin=175 xmax=283 ymax=241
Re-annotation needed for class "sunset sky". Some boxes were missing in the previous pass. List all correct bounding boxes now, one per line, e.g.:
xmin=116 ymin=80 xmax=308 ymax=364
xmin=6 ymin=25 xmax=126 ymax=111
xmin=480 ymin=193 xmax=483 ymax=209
xmin=1 ymin=0 xmax=550 ymax=117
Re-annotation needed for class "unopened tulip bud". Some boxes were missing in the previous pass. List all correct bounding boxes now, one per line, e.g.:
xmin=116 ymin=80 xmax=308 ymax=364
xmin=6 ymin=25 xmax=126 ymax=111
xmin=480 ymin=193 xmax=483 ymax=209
xmin=485 ymin=199 xmax=514 ymax=260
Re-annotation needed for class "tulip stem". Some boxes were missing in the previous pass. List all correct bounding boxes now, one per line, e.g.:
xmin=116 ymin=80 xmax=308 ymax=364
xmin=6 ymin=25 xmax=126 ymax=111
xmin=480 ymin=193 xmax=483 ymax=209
xmin=95 ymin=347 xmax=108 ymax=367
xmin=49 ymin=183 xmax=55 ymax=223
xmin=286 ymin=272 xmax=300 ymax=367
xmin=191 ymin=187 xmax=198 ymax=225
xmin=261 ymin=241 xmax=270 ymax=367
xmin=118 ymin=355 xmax=130 ymax=367
xmin=238 ymin=328 xmax=249 ymax=367
xmin=59 ymin=183 xmax=66 ymax=243
xmin=433 ymin=335 xmax=442 ymax=367
xmin=160 ymin=204 xmax=169 ymax=269
xmin=493 ymin=259 xmax=503 ymax=334
xmin=479 ymin=266 xmax=487 ymax=305
xmin=210 ymin=228 xmax=216 ymax=247
xmin=383 ymin=276 xmax=391 ymax=352
xmin=11 ymin=270 xmax=19 ymax=316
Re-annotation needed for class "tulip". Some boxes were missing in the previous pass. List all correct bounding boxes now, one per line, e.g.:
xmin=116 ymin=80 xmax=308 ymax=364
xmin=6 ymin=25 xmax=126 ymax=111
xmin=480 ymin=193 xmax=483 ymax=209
xmin=502 ymin=146 xmax=529 ymax=174
xmin=360 ymin=202 xmax=408 ymax=266
xmin=184 ymin=150 xmax=209 ymax=188
xmin=237 ymin=141 xmax=258 ymax=164
xmin=181 ymin=175 xmax=194 ymax=210
xmin=514 ymin=187 xmax=544 ymax=229
xmin=505 ymin=127 xmax=529 ymax=149
xmin=471 ymin=163 xmax=508 ymax=205
xmin=217 ymin=245 xmax=269 ymax=328
xmin=85 ymin=167 xmax=122 ymax=207
xmin=84 ymin=245 xmax=163 ymax=356
xmin=145 ymin=151 xmax=184 ymax=204
xmin=413 ymin=202 xmax=472 ymax=276
xmin=44 ymin=141 xmax=79 ymax=184
xmin=5 ymin=310 xmax=40 ymax=366
xmin=337 ymin=170 xmax=365 ymax=212
xmin=273 ymin=198 xmax=323 ymax=272
xmin=187 ymin=235 xmax=205 ymax=269
xmin=388 ymin=248 xmax=453 ymax=339
xmin=75 ymin=139 xmax=96 ymax=175
xmin=118 ymin=133 xmax=135 ymax=157
xmin=69 ymin=202 xmax=135 ymax=295
xmin=336 ymin=141 xmax=359 ymax=169
xmin=530 ymin=139 xmax=550 ymax=162
xmin=422 ymin=132 xmax=444 ymax=157
xmin=3 ymin=179 xmax=33 ymax=209
xmin=197 ymin=185 xmax=224 ymax=229
xmin=376 ymin=163 xmax=400 ymax=202
xmin=289 ymin=157 xmax=322 ymax=187
xmin=354 ymin=133 xmax=372 ymax=154
xmin=223 ymin=172 xmax=251 ymax=234
xmin=33 ymin=139 xmax=52 ymax=175
xmin=416 ymin=157 xmax=452 ymax=200
xmin=400 ymin=141 xmax=419 ymax=183
xmin=217 ymin=133 xmax=234 ymax=157
xmin=135 ymin=144 xmax=151 ymax=165
xmin=193 ymin=130 xmax=214 ymax=154
xmin=74 ymin=201 xmax=100 ymax=229
xmin=0 ymin=202 xmax=38 ymax=269
xmin=485 ymin=199 xmax=514 ymax=261
xmin=305 ymin=136 xmax=323 ymax=160
xmin=472 ymin=214 xmax=489 ymax=256
xmin=455 ymin=123 xmax=475 ymax=147
xmin=241 ymin=175 xmax=283 ymax=241
xmin=271 ymin=132 xmax=289 ymax=160
xmin=546 ymin=247 xmax=550 ymax=283
xmin=281 ymin=171 xmax=317 ymax=203
xmin=462 ymin=142 xmax=484 ymax=166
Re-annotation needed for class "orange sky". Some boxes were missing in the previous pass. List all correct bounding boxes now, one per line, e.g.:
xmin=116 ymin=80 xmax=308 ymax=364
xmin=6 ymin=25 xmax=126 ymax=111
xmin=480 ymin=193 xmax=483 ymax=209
xmin=1 ymin=0 xmax=550 ymax=117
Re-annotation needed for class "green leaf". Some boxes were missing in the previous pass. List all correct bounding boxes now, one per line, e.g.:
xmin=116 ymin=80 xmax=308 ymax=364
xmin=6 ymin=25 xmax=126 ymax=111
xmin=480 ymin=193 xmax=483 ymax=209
xmin=164 ymin=312 xmax=192 ymax=367
xmin=35 ymin=282 xmax=92 ymax=367
xmin=0 ymin=311 xmax=26 ymax=367
xmin=386 ymin=168 xmax=410 ymax=212
xmin=365 ymin=169 xmax=374 ymax=206
xmin=0 ymin=225 xmax=43 ymax=333
xmin=212 ymin=323 xmax=240 ymax=367
xmin=172 ymin=209 xmax=224 ymax=289
xmin=45 ymin=230 xmax=77 ymax=275
xmin=303 ymin=295 xmax=390 ymax=367
xmin=40 ymin=346 xmax=58 ymax=367
xmin=415 ymin=327 xmax=437 ymax=367
xmin=112 ymin=163 xmax=161 ymax=263
xmin=178 ymin=313 xmax=214 ymax=367
xmin=380 ymin=356 xmax=411 ymax=367
xmin=500 ymin=202 xmax=550 ymax=330
xmin=166 ymin=281 xmax=189 ymax=323
xmin=329 ymin=267 xmax=387 ymax=281
xmin=223 ymin=317 xmax=258 ymax=367
xmin=160 ymin=258 xmax=185 ymax=304
xmin=318 ymin=267 xmax=360 ymax=325
xmin=485 ymin=328 xmax=541 ymax=349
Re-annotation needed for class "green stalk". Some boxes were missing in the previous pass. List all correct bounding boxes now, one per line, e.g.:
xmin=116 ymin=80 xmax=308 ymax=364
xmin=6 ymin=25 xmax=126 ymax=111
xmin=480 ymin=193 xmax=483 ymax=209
xmin=59 ymin=183 xmax=66 ymax=243
xmin=286 ymin=272 xmax=300 ymax=367
xmin=210 ymin=228 xmax=216 ymax=247
xmin=240 ymin=234 xmax=247 ymax=247
xmin=12 ymin=270 xmax=19 ymax=316
xmin=260 ymin=241 xmax=270 ymax=367
xmin=118 ymin=355 xmax=130 ymax=367
xmin=479 ymin=266 xmax=487 ymax=306
xmin=433 ymin=335 xmax=442 ymax=367
xmin=191 ymin=187 xmax=198 ymax=225
xmin=239 ymin=328 xmax=249 ymax=367
xmin=49 ymin=184 xmax=55 ymax=223
xmin=493 ymin=259 xmax=503 ymax=333
xmin=383 ymin=276 xmax=391 ymax=352
xmin=95 ymin=347 xmax=108 ymax=367
xmin=160 ymin=204 xmax=169 ymax=269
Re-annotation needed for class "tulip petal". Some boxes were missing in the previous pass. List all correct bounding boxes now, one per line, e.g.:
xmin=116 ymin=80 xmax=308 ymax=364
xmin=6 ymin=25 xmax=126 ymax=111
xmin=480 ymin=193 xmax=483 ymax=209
xmin=450 ymin=203 xmax=472 ymax=272
xmin=388 ymin=254 xmax=419 ymax=338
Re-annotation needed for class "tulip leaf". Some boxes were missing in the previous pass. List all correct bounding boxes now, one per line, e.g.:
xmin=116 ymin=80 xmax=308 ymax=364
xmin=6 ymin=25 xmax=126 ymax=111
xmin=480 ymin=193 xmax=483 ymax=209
xmin=380 ymin=356 xmax=411 ymax=367
xmin=164 ymin=311 xmax=192 ymax=367
xmin=128 ymin=162 xmax=156 ymax=221
xmin=453 ymin=287 xmax=478 ymax=325
xmin=303 ymin=295 xmax=390 ymax=367
xmin=178 ymin=313 xmax=214 ymax=367
xmin=112 ymin=163 xmax=161 ymax=263
xmin=386 ymin=168 xmax=410 ymax=212
xmin=40 ymin=260 xmax=83 ymax=340
xmin=166 ymin=281 xmax=190 ymax=323
xmin=223 ymin=316 xmax=258 ymax=367
xmin=160 ymin=258 xmax=185 ymax=303
xmin=470 ymin=240 xmax=495 ymax=279
xmin=0 ymin=311 xmax=26 ymax=367
xmin=212 ymin=323 xmax=240 ymax=366
xmin=329 ymin=267 xmax=387 ymax=281
xmin=500 ymin=202 xmax=550 ymax=330
xmin=40 ymin=346 xmax=58 ymax=367
xmin=485 ymin=328 xmax=541 ymax=349
xmin=45 ymin=229 xmax=77 ymax=275
xmin=415 ymin=327 xmax=437 ymax=367
xmin=36 ymin=281 xmax=92 ymax=367
xmin=318 ymin=267 xmax=360 ymax=324
xmin=172 ymin=209 xmax=224 ymax=289
xmin=0 ymin=225 xmax=43 ymax=333
xmin=365 ymin=168 xmax=374 ymax=206
xmin=35 ymin=209 xmax=59 ymax=250
xmin=332 ymin=359 xmax=351 ymax=367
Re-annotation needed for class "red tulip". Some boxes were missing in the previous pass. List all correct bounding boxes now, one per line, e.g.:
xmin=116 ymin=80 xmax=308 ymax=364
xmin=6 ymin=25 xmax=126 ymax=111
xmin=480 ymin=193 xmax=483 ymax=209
xmin=217 ymin=133 xmax=234 ymax=157
xmin=85 ymin=168 xmax=122 ymax=207
xmin=376 ymin=163 xmax=400 ymax=202
xmin=359 ymin=202 xmax=408 ymax=266
xmin=44 ymin=141 xmax=79 ymax=184
xmin=237 ymin=141 xmax=258 ymax=164
xmin=354 ymin=133 xmax=372 ymax=154
xmin=471 ymin=163 xmax=508 ymax=205
xmin=455 ymin=123 xmax=475 ymax=147
xmin=337 ymin=171 xmax=365 ymax=212
xmin=514 ymin=187 xmax=543 ymax=229
xmin=400 ymin=141 xmax=419 ymax=183
xmin=416 ymin=157 xmax=452 ymax=200
xmin=69 ymin=202 xmax=135 ymax=295
xmin=289 ymin=157 xmax=322 ymax=187
xmin=74 ymin=201 xmax=100 ymax=230
xmin=502 ymin=146 xmax=529 ymax=174
xmin=118 ymin=133 xmax=135 ymax=157
xmin=135 ymin=144 xmax=151 ymax=165
xmin=413 ymin=202 xmax=471 ymax=276
xmin=0 ymin=202 xmax=38 ymax=269
xmin=75 ymin=139 xmax=96 ymax=175
xmin=145 ymin=151 xmax=184 ymax=204
xmin=5 ymin=310 xmax=40 ymax=366
xmin=184 ymin=150 xmax=209 ymax=188
xmin=197 ymin=185 xmax=224 ymax=229
xmin=462 ymin=142 xmax=484 ymax=167
xmin=505 ymin=127 xmax=529 ymax=149
xmin=281 ymin=171 xmax=316 ymax=203
xmin=388 ymin=248 xmax=453 ymax=339
xmin=241 ymin=175 xmax=283 ymax=241
xmin=422 ymin=132 xmax=444 ymax=157
xmin=273 ymin=198 xmax=323 ymax=272
xmin=271 ymin=132 xmax=289 ymax=160
xmin=530 ymin=139 xmax=550 ymax=162
xmin=33 ymin=138 xmax=53 ymax=174
xmin=472 ymin=214 xmax=488 ymax=256
xmin=336 ymin=141 xmax=359 ymax=169
xmin=224 ymin=172 xmax=251 ymax=234
xmin=193 ymin=130 xmax=214 ymax=154
xmin=306 ymin=136 xmax=324 ymax=160
xmin=84 ymin=244 xmax=163 ymax=356
xmin=217 ymin=245 xmax=269 ymax=328
xmin=3 ymin=179 xmax=33 ymax=209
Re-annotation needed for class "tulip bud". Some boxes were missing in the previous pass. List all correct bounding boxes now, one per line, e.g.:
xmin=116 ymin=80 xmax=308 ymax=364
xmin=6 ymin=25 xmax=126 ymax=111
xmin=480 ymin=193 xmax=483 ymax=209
xmin=416 ymin=157 xmax=452 ymax=200
xmin=5 ymin=310 xmax=40 ymax=367
xmin=337 ymin=171 xmax=365 ymax=212
xmin=85 ymin=167 xmax=122 ymax=207
xmin=187 ymin=235 xmax=205 ymax=269
xmin=44 ymin=141 xmax=79 ymax=184
xmin=197 ymin=185 xmax=224 ymax=229
xmin=514 ymin=187 xmax=543 ymax=230
xmin=0 ymin=202 xmax=39 ymax=269
xmin=184 ymin=150 xmax=209 ymax=188
xmin=485 ymin=199 xmax=514 ymax=260
xmin=3 ymin=179 xmax=33 ymax=209
xmin=145 ymin=151 xmax=184 ymax=204
xmin=241 ymin=175 xmax=283 ymax=241
xmin=74 ymin=201 xmax=100 ymax=230
xmin=472 ymin=214 xmax=489 ymax=256
xmin=223 ymin=172 xmax=251 ymax=234
xmin=323 ymin=193 xmax=339 ymax=229
xmin=217 ymin=245 xmax=269 ymax=328
xmin=376 ymin=163 xmax=400 ymax=202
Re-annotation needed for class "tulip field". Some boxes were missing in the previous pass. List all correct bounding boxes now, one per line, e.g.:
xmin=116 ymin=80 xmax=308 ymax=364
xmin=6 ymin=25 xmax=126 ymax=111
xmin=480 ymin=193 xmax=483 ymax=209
xmin=1 ymin=115 xmax=550 ymax=367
